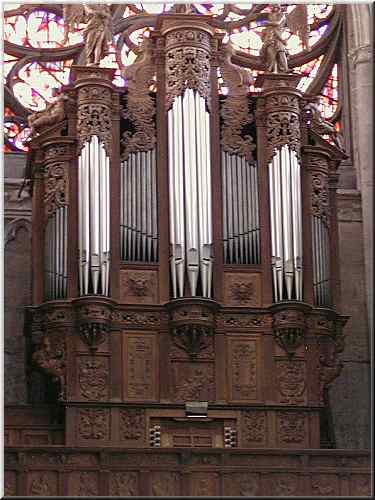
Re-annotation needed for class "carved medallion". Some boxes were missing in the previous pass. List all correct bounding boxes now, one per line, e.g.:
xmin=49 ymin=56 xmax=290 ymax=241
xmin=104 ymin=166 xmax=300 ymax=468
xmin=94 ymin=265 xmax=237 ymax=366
xmin=224 ymin=273 xmax=261 ymax=307
xmin=277 ymin=360 xmax=306 ymax=404
xmin=120 ymin=270 xmax=158 ymax=304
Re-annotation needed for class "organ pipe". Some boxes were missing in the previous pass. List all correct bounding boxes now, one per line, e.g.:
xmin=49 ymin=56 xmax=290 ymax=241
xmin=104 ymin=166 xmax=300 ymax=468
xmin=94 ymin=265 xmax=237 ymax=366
xmin=168 ymin=89 xmax=213 ymax=298
xmin=78 ymin=135 xmax=110 ymax=296
xmin=120 ymin=149 xmax=158 ymax=263
xmin=268 ymin=146 xmax=303 ymax=302
xmin=221 ymin=151 xmax=260 ymax=265
xmin=312 ymin=216 xmax=331 ymax=306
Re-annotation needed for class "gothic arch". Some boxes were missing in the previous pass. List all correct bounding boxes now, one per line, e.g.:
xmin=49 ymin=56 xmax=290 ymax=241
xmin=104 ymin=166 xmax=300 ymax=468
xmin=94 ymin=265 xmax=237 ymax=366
xmin=4 ymin=217 xmax=31 ymax=247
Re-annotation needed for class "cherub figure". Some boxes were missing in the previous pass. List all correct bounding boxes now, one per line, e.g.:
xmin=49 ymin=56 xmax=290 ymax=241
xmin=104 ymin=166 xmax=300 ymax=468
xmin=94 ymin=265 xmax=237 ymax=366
xmin=63 ymin=4 xmax=112 ymax=66
xmin=257 ymin=4 xmax=310 ymax=73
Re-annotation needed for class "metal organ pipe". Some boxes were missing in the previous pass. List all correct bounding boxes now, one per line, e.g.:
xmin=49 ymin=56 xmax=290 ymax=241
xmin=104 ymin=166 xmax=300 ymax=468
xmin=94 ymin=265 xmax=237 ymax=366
xmin=168 ymin=89 xmax=213 ymax=298
xmin=78 ymin=135 xmax=110 ymax=296
xmin=268 ymin=146 xmax=303 ymax=302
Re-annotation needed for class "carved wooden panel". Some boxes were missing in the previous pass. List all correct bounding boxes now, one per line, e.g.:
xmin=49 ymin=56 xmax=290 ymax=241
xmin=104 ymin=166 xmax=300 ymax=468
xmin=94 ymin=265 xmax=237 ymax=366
xmin=68 ymin=471 xmax=99 ymax=496
xmin=311 ymin=474 xmax=340 ymax=496
xmin=223 ymin=473 xmax=260 ymax=496
xmin=150 ymin=472 xmax=180 ymax=496
xmin=276 ymin=359 xmax=306 ymax=404
xmin=269 ymin=473 xmax=301 ymax=496
xmin=228 ymin=337 xmax=259 ymax=402
xmin=171 ymin=361 xmax=215 ymax=402
xmin=276 ymin=411 xmax=308 ymax=448
xmin=123 ymin=333 xmax=158 ymax=401
xmin=77 ymin=356 xmax=109 ymax=401
xmin=223 ymin=272 xmax=261 ymax=307
xmin=241 ymin=410 xmax=267 ymax=447
xmin=27 ymin=471 xmax=58 ymax=496
xmin=349 ymin=474 xmax=371 ymax=497
xmin=118 ymin=408 xmax=146 ymax=445
xmin=152 ymin=419 xmax=224 ymax=448
xmin=120 ymin=269 xmax=158 ymax=304
xmin=77 ymin=408 xmax=110 ymax=443
xmin=109 ymin=472 xmax=139 ymax=496
xmin=4 ymin=470 xmax=17 ymax=497
xmin=190 ymin=473 xmax=219 ymax=496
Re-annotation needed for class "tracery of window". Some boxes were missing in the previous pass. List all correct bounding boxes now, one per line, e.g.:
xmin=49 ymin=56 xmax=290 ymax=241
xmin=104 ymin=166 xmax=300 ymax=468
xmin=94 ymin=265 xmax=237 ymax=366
xmin=3 ymin=3 xmax=344 ymax=152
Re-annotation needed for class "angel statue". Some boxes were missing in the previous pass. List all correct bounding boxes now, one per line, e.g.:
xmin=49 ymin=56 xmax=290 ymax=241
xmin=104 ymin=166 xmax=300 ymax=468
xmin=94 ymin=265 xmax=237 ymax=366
xmin=63 ymin=4 xmax=113 ymax=66
xmin=258 ymin=4 xmax=310 ymax=73
xmin=304 ymin=96 xmax=345 ymax=150
xmin=27 ymin=91 xmax=71 ymax=137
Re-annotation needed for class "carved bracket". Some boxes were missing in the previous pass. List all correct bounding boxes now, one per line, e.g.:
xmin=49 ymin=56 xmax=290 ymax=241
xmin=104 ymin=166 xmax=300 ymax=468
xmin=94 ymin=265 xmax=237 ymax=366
xmin=79 ymin=322 xmax=109 ymax=353
xmin=272 ymin=307 xmax=306 ymax=358
xmin=172 ymin=325 xmax=213 ymax=359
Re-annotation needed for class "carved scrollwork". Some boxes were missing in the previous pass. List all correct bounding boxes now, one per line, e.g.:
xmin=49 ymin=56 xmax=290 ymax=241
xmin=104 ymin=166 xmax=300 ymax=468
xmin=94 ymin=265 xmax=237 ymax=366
xmin=277 ymin=360 xmax=306 ymax=403
xmin=119 ymin=409 xmax=145 ymax=441
xmin=43 ymin=162 xmax=68 ymax=217
xmin=266 ymin=111 xmax=300 ymax=162
xmin=121 ymin=38 xmax=156 ymax=160
xmin=78 ymin=408 xmax=109 ymax=440
xmin=79 ymin=322 xmax=109 ymax=352
xmin=311 ymin=172 xmax=330 ymax=226
xmin=165 ymin=29 xmax=211 ymax=110
xmin=273 ymin=309 xmax=305 ymax=357
xmin=78 ymin=358 xmax=109 ymax=400
xmin=277 ymin=411 xmax=306 ymax=444
xmin=171 ymin=325 xmax=213 ymax=359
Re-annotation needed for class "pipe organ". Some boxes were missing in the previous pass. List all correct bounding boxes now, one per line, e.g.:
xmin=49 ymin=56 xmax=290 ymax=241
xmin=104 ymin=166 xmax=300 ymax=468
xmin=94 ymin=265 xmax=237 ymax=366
xmin=23 ymin=14 xmax=350 ymax=487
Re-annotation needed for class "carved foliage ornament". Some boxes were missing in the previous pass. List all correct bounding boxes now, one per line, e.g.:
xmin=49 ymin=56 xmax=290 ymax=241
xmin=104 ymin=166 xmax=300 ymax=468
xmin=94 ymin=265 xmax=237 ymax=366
xmin=242 ymin=411 xmax=266 ymax=444
xmin=277 ymin=360 xmax=306 ymax=403
xmin=77 ymin=87 xmax=113 ymax=155
xmin=311 ymin=172 xmax=330 ymax=226
xmin=43 ymin=162 xmax=68 ymax=217
xmin=172 ymin=325 xmax=213 ymax=359
xmin=79 ymin=322 xmax=109 ymax=352
xmin=165 ymin=30 xmax=211 ymax=110
xmin=121 ymin=38 xmax=156 ymax=160
xmin=266 ymin=111 xmax=300 ymax=162
xmin=119 ymin=409 xmax=145 ymax=441
xmin=78 ymin=408 xmax=109 ymax=440
xmin=278 ymin=412 xmax=305 ymax=443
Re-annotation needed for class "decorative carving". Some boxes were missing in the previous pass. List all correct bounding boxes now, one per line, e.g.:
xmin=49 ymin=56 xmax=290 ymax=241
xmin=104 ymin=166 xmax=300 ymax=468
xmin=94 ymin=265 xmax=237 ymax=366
xmin=45 ymin=144 xmax=69 ymax=160
xmin=171 ymin=325 xmax=213 ymax=359
xmin=111 ymin=310 xmax=160 ymax=327
xmin=224 ymin=473 xmax=259 ymax=496
xmin=319 ymin=339 xmax=343 ymax=402
xmin=305 ymin=97 xmax=344 ymax=149
xmin=110 ymin=472 xmax=138 ymax=496
xmin=266 ymin=111 xmax=300 ymax=161
xmin=78 ymin=358 xmax=109 ymax=400
xmin=278 ymin=412 xmax=306 ymax=444
xmin=119 ymin=409 xmax=145 ymax=441
xmin=272 ymin=474 xmax=298 ymax=495
xmin=4 ymin=471 xmax=17 ymax=497
xmin=125 ymin=336 xmax=157 ymax=400
xmin=277 ymin=360 xmax=306 ymax=404
xmin=43 ymin=161 xmax=68 ymax=216
xmin=191 ymin=474 xmax=218 ymax=496
xmin=350 ymin=475 xmax=371 ymax=496
xmin=121 ymin=38 xmax=156 ymax=159
xmin=32 ymin=333 xmax=66 ymax=400
xmin=311 ymin=172 xmax=330 ymax=226
xmin=273 ymin=308 xmax=305 ymax=357
xmin=219 ymin=42 xmax=255 ymax=161
xmin=224 ymin=273 xmax=261 ymax=306
xmin=78 ymin=408 xmax=109 ymax=440
xmin=216 ymin=313 xmax=272 ymax=329
xmin=63 ymin=4 xmax=112 ymax=66
xmin=173 ymin=363 xmax=215 ymax=401
xmin=29 ymin=472 xmax=58 ymax=496
xmin=77 ymin=102 xmax=112 ymax=155
xmin=242 ymin=411 xmax=266 ymax=444
xmin=165 ymin=29 xmax=211 ymax=109
xmin=79 ymin=322 xmax=109 ymax=352
xmin=230 ymin=340 xmax=257 ymax=400
xmin=151 ymin=472 xmax=179 ymax=496
xmin=120 ymin=270 xmax=158 ymax=304
xmin=27 ymin=93 xmax=69 ymax=137
xmin=77 ymin=472 xmax=98 ymax=496
xmin=311 ymin=475 xmax=337 ymax=496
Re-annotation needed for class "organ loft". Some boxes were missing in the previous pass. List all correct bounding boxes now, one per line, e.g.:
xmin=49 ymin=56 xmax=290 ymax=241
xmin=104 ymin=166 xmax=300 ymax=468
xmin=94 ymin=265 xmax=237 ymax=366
xmin=4 ymin=3 xmax=371 ymax=497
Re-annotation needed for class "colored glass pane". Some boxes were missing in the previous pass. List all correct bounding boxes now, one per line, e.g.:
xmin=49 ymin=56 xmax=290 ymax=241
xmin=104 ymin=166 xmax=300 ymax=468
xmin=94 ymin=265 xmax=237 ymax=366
xmin=319 ymin=64 xmax=339 ymax=119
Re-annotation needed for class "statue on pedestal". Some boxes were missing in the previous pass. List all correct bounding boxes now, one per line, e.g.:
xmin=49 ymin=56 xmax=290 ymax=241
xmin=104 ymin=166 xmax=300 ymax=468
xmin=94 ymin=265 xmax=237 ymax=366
xmin=305 ymin=97 xmax=344 ymax=149
xmin=27 ymin=92 xmax=70 ymax=137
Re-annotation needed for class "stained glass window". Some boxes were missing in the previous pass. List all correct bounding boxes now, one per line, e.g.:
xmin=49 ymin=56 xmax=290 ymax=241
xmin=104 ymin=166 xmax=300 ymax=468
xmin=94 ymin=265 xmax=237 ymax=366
xmin=3 ymin=3 xmax=343 ymax=152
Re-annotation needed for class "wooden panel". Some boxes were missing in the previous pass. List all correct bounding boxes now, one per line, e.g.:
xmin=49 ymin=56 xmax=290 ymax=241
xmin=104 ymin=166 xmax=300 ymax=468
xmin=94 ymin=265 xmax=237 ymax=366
xmin=222 ymin=473 xmax=260 ymax=496
xmin=223 ymin=272 xmax=261 ymax=307
xmin=275 ymin=359 xmax=307 ymax=405
xmin=27 ymin=471 xmax=59 ymax=496
xmin=77 ymin=356 xmax=110 ymax=401
xmin=109 ymin=472 xmax=139 ymax=496
xmin=120 ymin=269 xmax=158 ymax=304
xmin=149 ymin=472 xmax=180 ymax=496
xmin=123 ymin=333 xmax=158 ymax=401
xmin=228 ymin=337 xmax=259 ymax=402
xmin=170 ymin=361 xmax=215 ymax=402
xmin=190 ymin=473 xmax=219 ymax=496
xmin=276 ymin=411 xmax=309 ymax=448
xmin=68 ymin=471 xmax=99 ymax=496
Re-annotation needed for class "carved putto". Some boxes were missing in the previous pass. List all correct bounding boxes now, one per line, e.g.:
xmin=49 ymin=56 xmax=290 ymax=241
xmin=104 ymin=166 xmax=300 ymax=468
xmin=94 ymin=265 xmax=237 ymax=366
xmin=304 ymin=97 xmax=344 ymax=149
xmin=32 ymin=334 xmax=66 ymax=400
xmin=27 ymin=93 xmax=69 ymax=137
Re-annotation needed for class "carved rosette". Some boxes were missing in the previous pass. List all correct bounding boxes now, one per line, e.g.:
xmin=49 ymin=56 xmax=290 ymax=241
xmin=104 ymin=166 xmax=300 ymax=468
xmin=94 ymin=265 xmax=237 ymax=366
xmin=74 ymin=68 xmax=115 ymax=156
xmin=167 ymin=298 xmax=218 ymax=359
xmin=163 ymin=24 xmax=213 ymax=110
xmin=219 ymin=43 xmax=255 ymax=161
xmin=272 ymin=306 xmax=306 ymax=357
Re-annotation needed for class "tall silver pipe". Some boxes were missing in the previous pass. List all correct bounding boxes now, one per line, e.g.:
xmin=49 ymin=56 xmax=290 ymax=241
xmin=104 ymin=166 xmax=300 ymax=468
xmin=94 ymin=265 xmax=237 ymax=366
xmin=237 ymin=155 xmax=244 ymax=264
xmin=227 ymin=153 xmax=234 ymax=263
xmin=222 ymin=150 xmax=228 ymax=263
xmin=151 ymin=148 xmax=158 ymax=261
xmin=141 ymin=151 xmax=147 ymax=261
xmin=63 ymin=205 xmax=68 ymax=296
xmin=269 ymin=157 xmax=278 ymax=301
xmin=253 ymin=163 xmax=260 ymax=264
